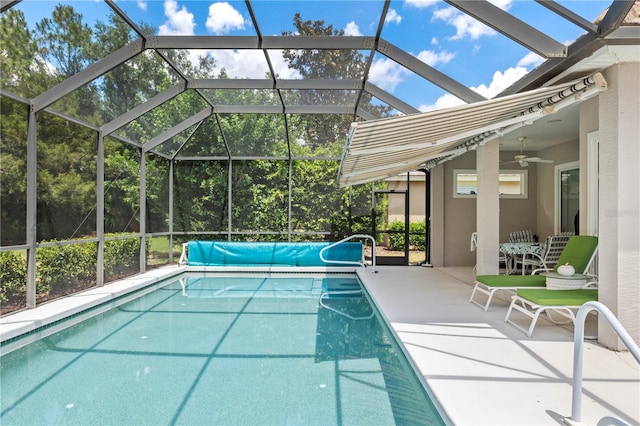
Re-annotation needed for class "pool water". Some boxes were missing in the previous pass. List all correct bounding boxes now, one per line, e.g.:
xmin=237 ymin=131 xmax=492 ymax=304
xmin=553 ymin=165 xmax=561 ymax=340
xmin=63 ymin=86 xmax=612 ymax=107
xmin=0 ymin=273 xmax=445 ymax=425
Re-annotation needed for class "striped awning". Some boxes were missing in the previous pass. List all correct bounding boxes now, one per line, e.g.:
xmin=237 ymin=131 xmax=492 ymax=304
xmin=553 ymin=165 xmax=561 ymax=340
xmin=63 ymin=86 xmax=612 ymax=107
xmin=337 ymin=73 xmax=607 ymax=187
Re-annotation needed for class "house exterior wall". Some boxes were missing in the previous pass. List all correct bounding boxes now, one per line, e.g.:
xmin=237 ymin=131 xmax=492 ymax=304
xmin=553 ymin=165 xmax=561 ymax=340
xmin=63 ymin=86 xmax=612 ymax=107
xmin=598 ymin=63 xmax=640 ymax=349
xmin=431 ymin=147 xmax=543 ymax=266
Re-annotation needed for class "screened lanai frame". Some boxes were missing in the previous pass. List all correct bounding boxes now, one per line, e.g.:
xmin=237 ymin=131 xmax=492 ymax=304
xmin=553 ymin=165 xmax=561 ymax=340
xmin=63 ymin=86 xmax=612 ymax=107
xmin=0 ymin=0 xmax=635 ymax=311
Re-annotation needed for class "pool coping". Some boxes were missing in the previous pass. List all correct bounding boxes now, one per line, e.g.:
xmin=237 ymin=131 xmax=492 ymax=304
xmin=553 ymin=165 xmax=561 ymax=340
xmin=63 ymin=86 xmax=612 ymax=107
xmin=0 ymin=265 xmax=362 ymax=344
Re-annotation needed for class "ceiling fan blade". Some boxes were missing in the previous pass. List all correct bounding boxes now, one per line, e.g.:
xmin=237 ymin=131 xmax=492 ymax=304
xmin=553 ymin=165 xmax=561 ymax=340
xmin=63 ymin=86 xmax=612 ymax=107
xmin=524 ymin=157 xmax=554 ymax=163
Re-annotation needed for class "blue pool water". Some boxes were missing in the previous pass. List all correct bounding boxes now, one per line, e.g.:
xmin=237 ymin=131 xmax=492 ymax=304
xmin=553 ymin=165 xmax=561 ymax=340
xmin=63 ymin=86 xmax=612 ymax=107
xmin=0 ymin=273 xmax=445 ymax=425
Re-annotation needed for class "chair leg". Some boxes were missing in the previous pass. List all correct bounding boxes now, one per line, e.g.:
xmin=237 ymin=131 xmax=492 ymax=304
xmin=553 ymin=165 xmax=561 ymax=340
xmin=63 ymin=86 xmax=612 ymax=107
xmin=470 ymin=283 xmax=496 ymax=311
xmin=504 ymin=297 xmax=545 ymax=337
xmin=544 ymin=309 xmax=575 ymax=325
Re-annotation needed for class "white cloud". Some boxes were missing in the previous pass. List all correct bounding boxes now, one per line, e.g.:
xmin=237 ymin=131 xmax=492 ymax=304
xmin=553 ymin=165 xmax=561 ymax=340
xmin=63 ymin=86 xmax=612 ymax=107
xmin=432 ymin=0 xmax=513 ymax=41
xmin=205 ymin=50 xmax=301 ymax=79
xmin=137 ymin=0 xmax=147 ymax=11
xmin=419 ymin=65 xmax=527 ymax=111
xmin=405 ymin=0 xmax=438 ymax=9
xmin=433 ymin=6 xmax=495 ymax=40
xmin=385 ymin=9 xmax=402 ymax=25
xmin=419 ymin=94 xmax=465 ymax=112
xmin=208 ymin=50 xmax=267 ymax=78
xmin=472 ymin=66 xmax=528 ymax=98
xmin=269 ymin=51 xmax=302 ymax=79
xmin=416 ymin=50 xmax=455 ymax=67
xmin=344 ymin=21 xmax=362 ymax=36
xmin=206 ymin=2 xmax=246 ymax=35
xmin=517 ymin=51 xmax=544 ymax=68
xmin=159 ymin=0 xmax=195 ymax=35
xmin=368 ymin=57 xmax=408 ymax=92
xmin=488 ymin=0 xmax=513 ymax=10
xmin=368 ymin=49 xmax=453 ymax=93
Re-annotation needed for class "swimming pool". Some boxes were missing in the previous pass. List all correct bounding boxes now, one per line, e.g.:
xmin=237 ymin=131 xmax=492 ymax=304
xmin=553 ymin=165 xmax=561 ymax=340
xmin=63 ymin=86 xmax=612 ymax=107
xmin=0 ymin=272 xmax=445 ymax=425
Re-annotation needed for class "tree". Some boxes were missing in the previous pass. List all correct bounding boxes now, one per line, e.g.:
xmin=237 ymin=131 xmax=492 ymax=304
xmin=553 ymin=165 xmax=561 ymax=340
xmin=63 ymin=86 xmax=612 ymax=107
xmin=281 ymin=14 xmax=366 ymax=152
xmin=281 ymin=14 xmax=389 ymax=237
xmin=0 ymin=9 xmax=49 ymax=98
xmin=35 ymin=5 xmax=100 ymax=120
xmin=36 ymin=5 xmax=93 ymax=79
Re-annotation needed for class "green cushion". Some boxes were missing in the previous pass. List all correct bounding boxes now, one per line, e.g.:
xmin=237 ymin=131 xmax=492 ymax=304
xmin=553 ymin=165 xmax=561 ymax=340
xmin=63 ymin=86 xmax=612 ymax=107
xmin=554 ymin=236 xmax=598 ymax=274
xmin=476 ymin=274 xmax=546 ymax=288
xmin=515 ymin=288 xmax=598 ymax=306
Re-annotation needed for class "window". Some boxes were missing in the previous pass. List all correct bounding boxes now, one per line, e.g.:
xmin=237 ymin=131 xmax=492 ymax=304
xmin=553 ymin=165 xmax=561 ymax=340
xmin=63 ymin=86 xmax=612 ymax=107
xmin=453 ymin=169 xmax=528 ymax=199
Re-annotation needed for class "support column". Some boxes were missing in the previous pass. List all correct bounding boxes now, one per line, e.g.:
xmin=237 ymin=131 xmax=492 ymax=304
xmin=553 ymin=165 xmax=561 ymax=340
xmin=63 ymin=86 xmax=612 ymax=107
xmin=429 ymin=165 xmax=444 ymax=266
xmin=26 ymin=107 xmax=37 ymax=308
xmin=97 ymin=132 xmax=104 ymax=286
xmin=139 ymin=151 xmax=146 ymax=273
xmin=476 ymin=140 xmax=500 ymax=275
xmin=598 ymin=63 xmax=640 ymax=348
xmin=168 ymin=160 xmax=174 ymax=264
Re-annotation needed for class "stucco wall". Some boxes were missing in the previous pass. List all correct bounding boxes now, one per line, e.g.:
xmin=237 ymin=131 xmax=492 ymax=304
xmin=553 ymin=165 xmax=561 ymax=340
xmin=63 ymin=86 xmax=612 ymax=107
xmin=598 ymin=63 xmax=640 ymax=349
xmin=434 ymin=148 xmax=546 ymax=266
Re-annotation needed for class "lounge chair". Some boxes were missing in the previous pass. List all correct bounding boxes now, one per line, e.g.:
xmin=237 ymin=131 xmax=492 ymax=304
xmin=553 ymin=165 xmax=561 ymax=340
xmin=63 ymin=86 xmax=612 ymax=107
xmin=469 ymin=235 xmax=598 ymax=311
xmin=504 ymin=286 xmax=598 ymax=337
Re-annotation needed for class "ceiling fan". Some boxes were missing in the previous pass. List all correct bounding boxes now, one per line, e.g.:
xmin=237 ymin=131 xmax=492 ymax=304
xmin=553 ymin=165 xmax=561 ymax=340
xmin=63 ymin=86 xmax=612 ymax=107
xmin=503 ymin=137 xmax=554 ymax=167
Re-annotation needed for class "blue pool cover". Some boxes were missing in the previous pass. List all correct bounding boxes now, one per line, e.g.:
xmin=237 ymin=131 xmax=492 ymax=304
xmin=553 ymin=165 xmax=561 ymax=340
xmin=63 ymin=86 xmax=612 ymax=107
xmin=186 ymin=241 xmax=363 ymax=267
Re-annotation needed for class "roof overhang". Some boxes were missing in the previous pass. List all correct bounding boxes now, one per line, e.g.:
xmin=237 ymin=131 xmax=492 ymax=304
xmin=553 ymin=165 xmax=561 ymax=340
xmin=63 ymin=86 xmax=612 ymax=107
xmin=337 ymin=72 xmax=608 ymax=187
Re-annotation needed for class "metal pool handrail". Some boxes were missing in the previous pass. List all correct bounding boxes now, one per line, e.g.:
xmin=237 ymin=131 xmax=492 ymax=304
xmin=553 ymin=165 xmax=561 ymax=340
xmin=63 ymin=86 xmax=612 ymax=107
xmin=319 ymin=234 xmax=377 ymax=273
xmin=179 ymin=243 xmax=188 ymax=266
xmin=567 ymin=301 xmax=640 ymax=424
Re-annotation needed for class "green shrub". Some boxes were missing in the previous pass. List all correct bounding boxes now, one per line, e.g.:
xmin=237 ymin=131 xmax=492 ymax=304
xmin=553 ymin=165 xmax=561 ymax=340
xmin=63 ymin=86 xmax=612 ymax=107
xmin=409 ymin=220 xmax=427 ymax=250
xmin=385 ymin=219 xmax=426 ymax=251
xmin=104 ymin=235 xmax=146 ymax=279
xmin=37 ymin=242 xmax=97 ymax=295
xmin=387 ymin=220 xmax=406 ymax=250
xmin=0 ymin=251 xmax=26 ymax=302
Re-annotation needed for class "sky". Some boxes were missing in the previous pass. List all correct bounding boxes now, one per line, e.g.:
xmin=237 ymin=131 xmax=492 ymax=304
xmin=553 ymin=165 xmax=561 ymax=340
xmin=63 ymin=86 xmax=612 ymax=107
xmin=14 ymin=0 xmax=612 ymax=113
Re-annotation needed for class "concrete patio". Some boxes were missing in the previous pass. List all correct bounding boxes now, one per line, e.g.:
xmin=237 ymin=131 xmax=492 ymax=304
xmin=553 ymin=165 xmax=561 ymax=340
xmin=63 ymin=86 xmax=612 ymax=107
xmin=358 ymin=266 xmax=640 ymax=426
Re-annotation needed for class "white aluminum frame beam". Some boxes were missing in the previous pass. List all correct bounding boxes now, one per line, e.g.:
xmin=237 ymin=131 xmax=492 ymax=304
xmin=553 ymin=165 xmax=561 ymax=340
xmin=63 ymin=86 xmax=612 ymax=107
xmin=189 ymin=79 xmax=363 ymax=90
xmin=534 ymin=0 xmax=597 ymax=33
xmin=146 ymin=36 xmax=259 ymax=49
xmin=143 ymin=107 xmax=212 ymax=152
xmin=262 ymin=36 xmax=376 ymax=50
xmin=102 ymin=83 xmax=186 ymax=135
xmin=32 ymin=40 xmax=144 ymax=112
xmin=364 ymin=82 xmax=421 ymax=115
xmin=446 ymin=0 xmax=567 ymax=58
xmin=145 ymin=35 xmax=377 ymax=50
xmin=355 ymin=108 xmax=379 ymax=121
xmin=596 ymin=0 xmax=637 ymax=36
xmin=0 ymin=0 xmax=20 ymax=13
xmin=377 ymin=39 xmax=486 ymax=104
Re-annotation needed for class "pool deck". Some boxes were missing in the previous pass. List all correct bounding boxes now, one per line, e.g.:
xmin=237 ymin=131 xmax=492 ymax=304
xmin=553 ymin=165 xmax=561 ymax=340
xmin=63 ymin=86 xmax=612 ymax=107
xmin=1 ymin=265 xmax=639 ymax=425
xmin=358 ymin=266 xmax=640 ymax=426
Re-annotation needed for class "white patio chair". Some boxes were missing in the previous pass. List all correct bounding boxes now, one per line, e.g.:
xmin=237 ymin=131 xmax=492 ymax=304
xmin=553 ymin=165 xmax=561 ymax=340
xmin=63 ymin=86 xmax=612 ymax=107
xmin=515 ymin=235 xmax=571 ymax=275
